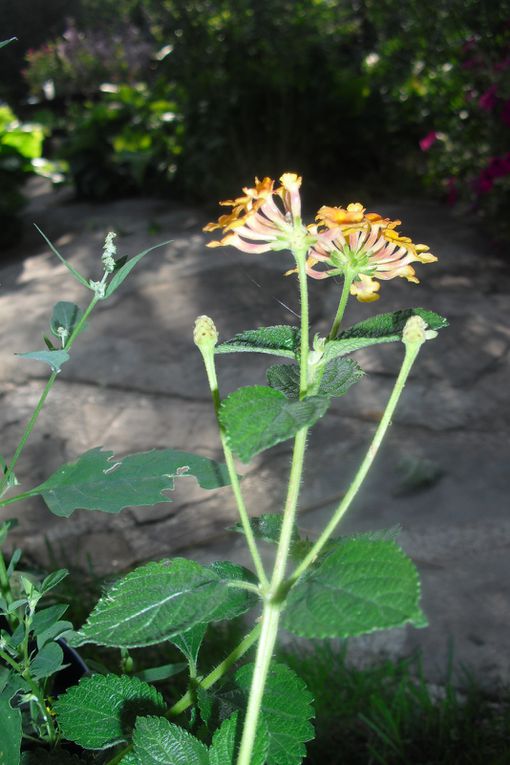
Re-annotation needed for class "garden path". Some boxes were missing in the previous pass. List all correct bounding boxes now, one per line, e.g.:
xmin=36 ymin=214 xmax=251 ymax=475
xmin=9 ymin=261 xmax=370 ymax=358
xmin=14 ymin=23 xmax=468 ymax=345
xmin=1 ymin=179 xmax=509 ymax=687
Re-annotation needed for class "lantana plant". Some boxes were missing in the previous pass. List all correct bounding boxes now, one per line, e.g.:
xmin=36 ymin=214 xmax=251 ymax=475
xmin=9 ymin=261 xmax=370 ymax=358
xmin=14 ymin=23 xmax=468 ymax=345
xmin=0 ymin=172 xmax=446 ymax=765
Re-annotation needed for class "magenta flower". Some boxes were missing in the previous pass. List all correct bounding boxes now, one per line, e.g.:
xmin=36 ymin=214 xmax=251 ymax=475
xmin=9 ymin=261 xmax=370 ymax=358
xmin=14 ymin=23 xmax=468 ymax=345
xmin=478 ymin=85 xmax=498 ymax=111
xmin=419 ymin=131 xmax=438 ymax=152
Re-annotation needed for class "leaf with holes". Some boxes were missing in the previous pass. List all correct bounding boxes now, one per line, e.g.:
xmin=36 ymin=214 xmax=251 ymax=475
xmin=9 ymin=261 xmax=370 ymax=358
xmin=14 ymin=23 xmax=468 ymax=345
xmin=325 ymin=308 xmax=448 ymax=360
xmin=216 ymin=326 xmax=300 ymax=359
xmin=54 ymin=674 xmax=166 ymax=750
xmin=283 ymin=537 xmax=426 ymax=638
xmin=24 ymin=448 xmax=230 ymax=517
xmin=69 ymin=558 xmax=256 ymax=648
xmin=220 ymin=386 xmax=329 ymax=462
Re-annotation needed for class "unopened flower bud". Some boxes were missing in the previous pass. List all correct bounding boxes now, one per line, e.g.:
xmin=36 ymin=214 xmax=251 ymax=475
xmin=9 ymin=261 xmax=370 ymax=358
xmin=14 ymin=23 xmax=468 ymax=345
xmin=402 ymin=315 xmax=438 ymax=345
xmin=193 ymin=315 xmax=218 ymax=349
xmin=102 ymin=231 xmax=117 ymax=273
xmin=89 ymin=279 xmax=106 ymax=299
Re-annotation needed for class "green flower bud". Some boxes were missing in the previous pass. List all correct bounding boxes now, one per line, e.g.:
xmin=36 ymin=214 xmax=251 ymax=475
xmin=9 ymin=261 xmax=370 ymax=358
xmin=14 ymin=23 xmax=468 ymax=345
xmin=193 ymin=315 xmax=219 ymax=349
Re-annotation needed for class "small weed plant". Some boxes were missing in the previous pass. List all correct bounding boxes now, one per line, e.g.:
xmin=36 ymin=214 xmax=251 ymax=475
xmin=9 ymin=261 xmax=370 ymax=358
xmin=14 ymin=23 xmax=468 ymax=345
xmin=0 ymin=170 xmax=448 ymax=764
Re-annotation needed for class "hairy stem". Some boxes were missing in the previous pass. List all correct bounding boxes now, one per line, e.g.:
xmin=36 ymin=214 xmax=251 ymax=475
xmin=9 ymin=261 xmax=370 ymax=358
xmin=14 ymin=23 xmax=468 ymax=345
xmin=237 ymin=246 xmax=311 ymax=765
xmin=104 ymin=624 xmax=261 ymax=765
xmin=290 ymin=337 xmax=424 ymax=584
xmin=328 ymin=272 xmax=353 ymax=340
xmin=200 ymin=349 xmax=268 ymax=587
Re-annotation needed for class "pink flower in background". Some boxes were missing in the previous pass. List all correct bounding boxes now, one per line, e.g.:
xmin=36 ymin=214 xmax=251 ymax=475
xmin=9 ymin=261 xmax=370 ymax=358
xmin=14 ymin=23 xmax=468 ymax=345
xmin=419 ymin=131 xmax=438 ymax=151
xmin=478 ymin=85 xmax=498 ymax=111
xmin=475 ymin=153 xmax=510 ymax=195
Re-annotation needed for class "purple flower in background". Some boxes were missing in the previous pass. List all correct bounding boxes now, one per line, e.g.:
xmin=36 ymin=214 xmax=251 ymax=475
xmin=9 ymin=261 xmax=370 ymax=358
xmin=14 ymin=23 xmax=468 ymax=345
xmin=478 ymin=85 xmax=498 ymax=111
xmin=500 ymin=99 xmax=510 ymax=126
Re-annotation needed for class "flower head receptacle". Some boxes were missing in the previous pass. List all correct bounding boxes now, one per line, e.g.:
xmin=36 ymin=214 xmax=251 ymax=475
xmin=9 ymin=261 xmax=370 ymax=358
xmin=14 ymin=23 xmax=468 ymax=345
xmin=193 ymin=315 xmax=219 ymax=351
xmin=303 ymin=203 xmax=437 ymax=302
xmin=203 ymin=173 xmax=314 ymax=261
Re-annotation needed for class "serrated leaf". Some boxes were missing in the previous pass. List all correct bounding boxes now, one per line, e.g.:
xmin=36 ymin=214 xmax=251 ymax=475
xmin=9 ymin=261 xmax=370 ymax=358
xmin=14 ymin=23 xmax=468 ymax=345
xmin=30 ymin=641 xmax=64 ymax=679
xmin=325 ymin=308 xmax=448 ymax=360
xmin=16 ymin=350 xmax=70 ymax=372
xmin=235 ymin=662 xmax=314 ymax=765
xmin=216 ymin=326 xmax=300 ymax=359
xmin=220 ymin=386 xmax=329 ymax=462
xmin=0 ymin=697 xmax=21 ymax=765
xmin=267 ymin=358 xmax=364 ymax=399
xmin=208 ymin=711 xmax=268 ymax=765
xmin=26 ymin=448 xmax=230 ymax=517
xmin=70 ymin=558 xmax=256 ymax=648
xmin=34 ymin=225 xmax=90 ymax=288
xmin=132 ymin=716 xmax=209 ymax=765
xmin=50 ymin=301 xmax=84 ymax=340
xmin=54 ymin=674 xmax=166 ymax=750
xmin=283 ymin=537 xmax=425 ymax=639
xmin=104 ymin=241 xmax=172 ymax=298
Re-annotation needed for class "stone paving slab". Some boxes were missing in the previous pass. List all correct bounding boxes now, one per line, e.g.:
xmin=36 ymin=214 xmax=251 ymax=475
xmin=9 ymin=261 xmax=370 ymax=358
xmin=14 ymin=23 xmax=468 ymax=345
xmin=1 ymin=179 xmax=509 ymax=687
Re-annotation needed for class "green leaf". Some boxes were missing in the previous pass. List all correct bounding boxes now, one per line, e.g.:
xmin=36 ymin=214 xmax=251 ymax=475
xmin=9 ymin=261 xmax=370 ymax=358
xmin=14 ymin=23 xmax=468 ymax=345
xmin=267 ymin=358 xmax=364 ymax=399
xmin=0 ymin=459 xmax=18 ymax=495
xmin=54 ymin=674 xmax=166 ymax=750
xmin=235 ymin=662 xmax=314 ymax=765
xmin=41 ymin=568 xmax=69 ymax=593
xmin=220 ymin=386 xmax=329 ymax=462
xmin=34 ymin=226 xmax=89 ymax=288
xmin=170 ymin=623 xmax=207 ymax=668
xmin=230 ymin=513 xmax=295 ymax=546
xmin=16 ymin=350 xmax=70 ymax=372
xmin=31 ymin=604 xmax=68 ymax=636
xmin=325 ymin=308 xmax=448 ymax=361
xmin=104 ymin=241 xmax=172 ymax=298
xmin=208 ymin=711 xmax=268 ymax=765
xmin=21 ymin=749 xmax=89 ymax=764
xmin=30 ymin=642 xmax=64 ymax=679
xmin=0 ymin=697 xmax=21 ymax=765
xmin=216 ymin=326 xmax=300 ymax=359
xmin=70 ymin=558 xmax=256 ymax=648
xmin=27 ymin=448 xmax=230 ymax=518
xmin=132 ymin=716 xmax=209 ymax=765
xmin=50 ymin=301 xmax=84 ymax=340
xmin=135 ymin=662 xmax=187 ymax=684
xmin=0 ymin=38 xmax=17 ymax=50
xmin=283 ymin=537 xmax=425 ymax=639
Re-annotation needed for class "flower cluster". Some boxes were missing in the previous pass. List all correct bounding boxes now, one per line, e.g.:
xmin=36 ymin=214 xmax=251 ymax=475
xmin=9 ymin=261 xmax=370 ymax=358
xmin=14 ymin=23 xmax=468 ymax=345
xmin=204 ymin=177 xmax=437 ymax=302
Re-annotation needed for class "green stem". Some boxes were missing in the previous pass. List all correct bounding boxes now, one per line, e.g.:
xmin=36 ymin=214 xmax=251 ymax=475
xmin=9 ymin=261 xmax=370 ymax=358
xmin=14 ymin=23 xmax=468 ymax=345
xmin=0 ymin=294 xmax=99 ymax=495
xmin=328 ymin=272 xmax=353 ymax=340
xmin=236 ymin=604 xmax=281 ymax=765
xmin=105 ymin=624 xmax=261 ymax=765
xmin=289 ymin=337 xmax=424 ymax=584
xmin=200 ymin=349 xmax=268 ymax=588
xmin=236 ymin=245 xmax=311 ymax=765
xmin=0 ymin=549 xmax=15 ymax=624
xmin=0 ymin=648 xmax=56 ymax=743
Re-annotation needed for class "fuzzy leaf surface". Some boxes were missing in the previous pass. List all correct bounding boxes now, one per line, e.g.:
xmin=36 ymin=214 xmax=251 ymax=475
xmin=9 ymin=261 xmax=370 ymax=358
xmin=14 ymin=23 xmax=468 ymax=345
xmin=0 ymin=697 xmax=21 ymax=765
xmin=27 ymin=448 xmax=230 ymax=517
xmin=220 ymin=386 xmax=329 ymax=462
xmin=132 ymin=716 xmax=209 ymax=765
xmin=235 ymin=662 xmax=314 ymax=765
xmin=54 ymin=674 xmax=165 ymax=750
xmin=17 ymin=350 xmax=69 ymax=372
xmin=209 ymin=712 xmax=268 ymax=765
xmin=170 ymin=623 xmax=207 ymax=667
xmin=216 ymin=326 xmax=300 ymax=359
xmin=283 ymin=537 xmax=425 ymax=638
xmin=70 ymin=559 xmax=256 ymax=648
xmin=50 ymin=301 xmax=84 ymax=339
xmin=267 ymin=358 xmax=364 ymax=399
xmin=325 ymin=308 xmax=447 ymax=360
